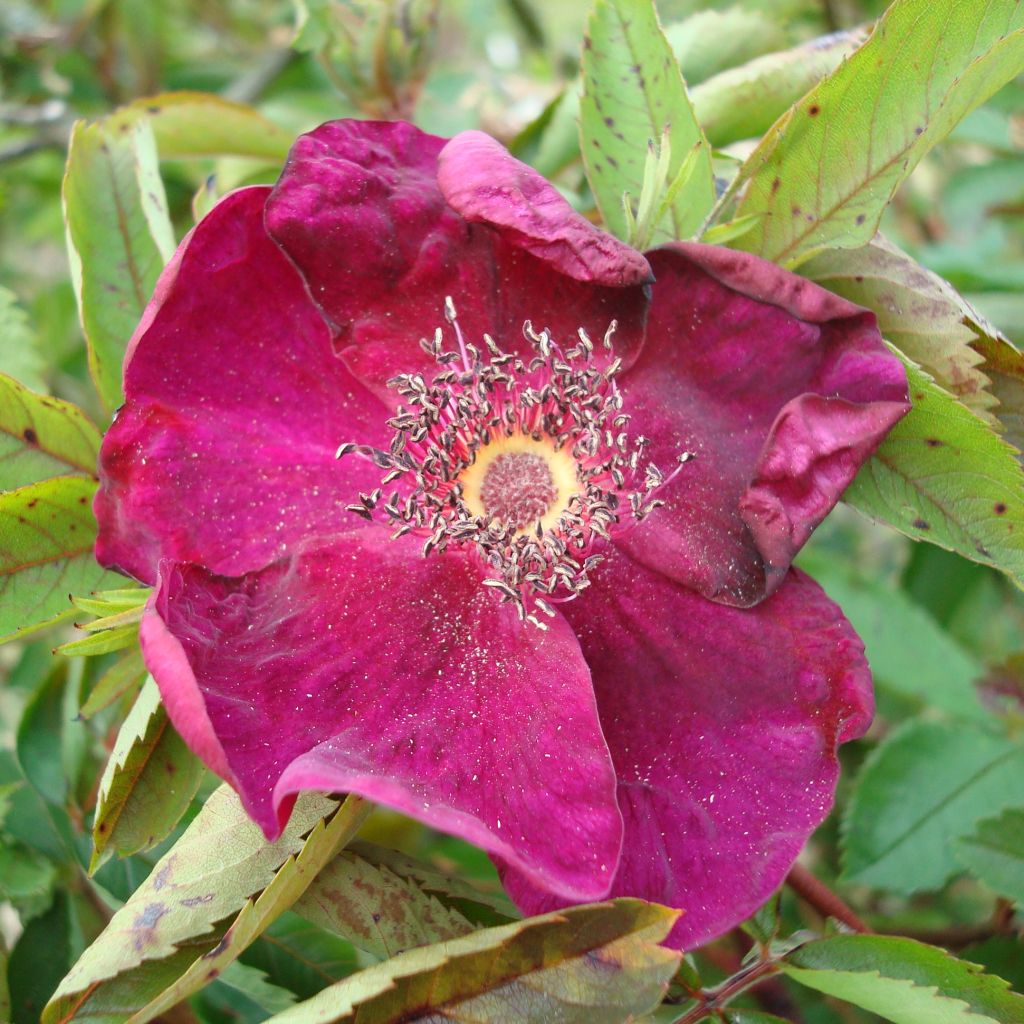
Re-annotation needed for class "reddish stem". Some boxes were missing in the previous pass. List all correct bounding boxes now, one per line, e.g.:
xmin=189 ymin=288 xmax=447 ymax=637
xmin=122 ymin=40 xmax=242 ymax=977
xmin=786 ymin=864 xmax=871 ymax=934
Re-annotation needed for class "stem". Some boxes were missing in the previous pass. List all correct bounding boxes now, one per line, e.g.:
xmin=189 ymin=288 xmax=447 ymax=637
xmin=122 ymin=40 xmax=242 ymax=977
xmin=786 ymin=864 xmax=870 ymax=934
xmin=670 ymin=959 xmax=783 ymax=1024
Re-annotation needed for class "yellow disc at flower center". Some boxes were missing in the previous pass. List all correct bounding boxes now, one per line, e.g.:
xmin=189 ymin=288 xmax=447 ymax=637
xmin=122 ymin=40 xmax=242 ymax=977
xmin=460 ymin=434 xmax=579 ymax=533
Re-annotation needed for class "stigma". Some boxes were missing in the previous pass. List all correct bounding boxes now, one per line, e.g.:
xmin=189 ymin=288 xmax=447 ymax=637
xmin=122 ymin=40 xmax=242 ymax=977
xmin=337 ymin=299 xmax=692 ymax=628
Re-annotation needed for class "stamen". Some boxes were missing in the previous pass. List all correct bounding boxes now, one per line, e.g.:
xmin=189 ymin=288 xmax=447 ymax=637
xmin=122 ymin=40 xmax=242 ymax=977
xmin=336 ymin=305 xmax=693 ymax=626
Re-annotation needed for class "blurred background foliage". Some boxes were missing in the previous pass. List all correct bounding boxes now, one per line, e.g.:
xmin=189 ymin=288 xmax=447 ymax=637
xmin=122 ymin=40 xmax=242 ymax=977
xmin=1 ymin=0 xmax=1023 ymax=1021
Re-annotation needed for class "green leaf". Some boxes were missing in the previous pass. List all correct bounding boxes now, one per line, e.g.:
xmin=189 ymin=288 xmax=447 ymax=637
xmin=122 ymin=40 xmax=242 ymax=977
xmin=782 ymin=934 xmax=1024 ymax=1024
xmin=0 ymin=475 xmax=123 ymax=642
xmin=344 ymin=839 xmax=517 ymax=926
xmin=803 ymin=237 xmax=1013 ymax=425
xmin=732 ymin=0 xmax=1024 ymax=265
xmin=204 ymin=960 xmax=298 ymax=1015
xmin=90 ymin=678 xmax=205 ymax=871
xmin=580 ymin=0 xmax=714 ymax=243
xmin=845 ymin=359 xmax=1024 ymax=585
xmin=108 ymin=92 xmax=292 ymax=160
xmin=56 ymin=623 xmax=140 ymax=658
xmin=0 ymin=841 xmax=59 ymax=922
xmin=63 ymin=116 xmax=175 ymax=415
xmin=842 ymin=720 xmax=1024 ymax=893
xmin=241 ymin=913 xmax=360 ymax=1000
xmin=955 ymin=808 xmax=1024 ymax=904
xmin=665 ymin=8 xmax=786 ymax=88
xmin=294 ymin=846 xmax=476 ymax=958
xmin=123 ymin=795 xmax=371 ymax=1024
xmin=264 ymin=900 xmax=681 ymax=1024
xmin=9 ymin=893 xmax=73 ymax=1024
xmin=796 ymin=553 xmax=987 ymax=721
xmin=691 ymin=28 xmax=865 ymax=148
xmin=725 ymin=1013 xmax=795 ymax=1024
xmin=0 ymin=285 xmax=47 ymax=394
xmin=79 ymin=647 xmax=148 ymax=718
xmin=44 ymin=786 xmax=342 ymax=1023
xmin=0 ymin=374 xmax=101 ymax=492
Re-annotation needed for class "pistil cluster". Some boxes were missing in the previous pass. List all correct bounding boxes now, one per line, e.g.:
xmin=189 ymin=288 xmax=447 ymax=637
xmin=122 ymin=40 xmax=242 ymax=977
xmin=338 ymin=301 xmax=691 ymax=628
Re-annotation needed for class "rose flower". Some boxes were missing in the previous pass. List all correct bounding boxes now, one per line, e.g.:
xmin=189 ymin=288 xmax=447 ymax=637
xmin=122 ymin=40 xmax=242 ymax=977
xmin=95 ymin=120 xmax=908 ymax=949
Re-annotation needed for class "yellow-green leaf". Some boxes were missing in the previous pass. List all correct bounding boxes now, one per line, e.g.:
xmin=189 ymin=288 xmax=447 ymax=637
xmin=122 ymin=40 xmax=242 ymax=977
xmin=63 ymin=116 xmax=175 ymax=414
xmin=91 ymin=678 xmax=204 ymax=871
xmin=266 ymin=900 xmax=681 ymax=1024
xmin=732 ymin=0 xmax=1024 ymax=266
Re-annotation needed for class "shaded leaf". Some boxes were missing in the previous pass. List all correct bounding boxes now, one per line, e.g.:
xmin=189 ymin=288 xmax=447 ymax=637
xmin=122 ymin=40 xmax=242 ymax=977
xmin=44 ymin=786 xmax=341 ymax=1023
xmin=204 ymin=960 xmax=298 ymax=1015
xmin=0 ymin=841 xmax=59 ymax=922
xmin=240 ymin=913 xmax=360 ymax=1000
xmin=955 ymin=808 xmax=1024 ymax=905
xmin=294 ymin=847 xmax=475 ymax=958
xmin=9 ymin=893 xmax=73 ymax=1024
xmin=79 ymin=647 xmax=148 ymax=718
xmin=91 ymin=678 xmax=204 ymax=871
xmin=63 ymin=116 xmax=175 ymax=414
xmin=842 ymin=720 xmax=1024 ymax=893
xmin=0 ymin=475 xmax=120 ymax=642
xmin=782 ymin=934 xmax=1024 ymax=1024
xmin=347 ymin=840 xmax=516 ymax=926
xmin=845 ymin=358 xmax=1024 ymax=585
xmin=974 ymin=331 xmax=1024 ymax=454
xmin=580 ymin=0 xmax=714 ymax=243
xmin=732 ymin=0 xmax=1024 ymax=265
xmin=265 ymin=900 xmax=681 ymax=1024
xmin=691 ymin=28 xmax=865 ymax=148
xmin=108 ymin=92 xmax=292 ymax=160
xmin=803 ymin=237 xmax=1012 ymax=425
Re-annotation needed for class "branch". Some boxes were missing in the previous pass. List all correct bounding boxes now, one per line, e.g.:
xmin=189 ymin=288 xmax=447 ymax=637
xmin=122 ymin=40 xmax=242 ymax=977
xmin=786 ymin=864 xmax=871 ymax=934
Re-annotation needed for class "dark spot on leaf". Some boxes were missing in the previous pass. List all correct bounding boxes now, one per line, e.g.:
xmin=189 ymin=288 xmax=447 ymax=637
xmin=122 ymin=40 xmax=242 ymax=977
xmin=855 ymin=275 xmax=864 ymax=282
xmin=79 ymin=495 xmax=87 ymax=504
xmin=16 ymin=516 xmax=26 ymax=524
xmin=181 ymin=894 xmax=215 ymax=907
xmin=924 ymin=438 xmax=942 ymax=447
xmin=855 ymin=214 xmax=866 ymax=225
xmin=994 ymin=502 xmax=1007 ymax=515
xmin=914 ymin=125 xmax=924 ymax=136
xmin=607 ymin=155 xmax=619 ymax=169
xmin=372 ymin=912 xmax=381 ymax=923
xmin=23 ymin=428 xmax=38 ymax=444
xmin=791 ymin=205 xmax=801 ymax=217
xmin=165 ymin=760 xmax=175 ymax=774
xmin=27 ymin=499 xmax=37 ymax=508
xmin=976 ymin=543 xmax=992 ymax=558
xmin=913 ymin=518 xmax=930 ymax=530
xmin=148 ymin=105 xmax=161 ymax=114
xmin=133 ymin=902 xmax=169 ymax=930
xmin=152 ymin=860 xmax=174 ymax=890
xmin=98 ymin=822 xmax=108 ymax=833
xmin=914 ymin=392 xmax=925 ymax=402
xmin=205 ymin=930 xmax=235 ymax=959
xmin=771 ymin=177 xmax=781 ymax=194
xmin=603 ymin=116 xmax=614 ymax=128
xmin=207 ymin=968 xmax=220 ymax=980
xmin=808 ymin=104 xmax=820 ymax=116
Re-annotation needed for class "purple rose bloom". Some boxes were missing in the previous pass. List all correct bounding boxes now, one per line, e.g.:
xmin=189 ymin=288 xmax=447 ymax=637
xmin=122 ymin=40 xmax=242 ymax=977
xmin=95 ymin=120 xmax=909 ymax=949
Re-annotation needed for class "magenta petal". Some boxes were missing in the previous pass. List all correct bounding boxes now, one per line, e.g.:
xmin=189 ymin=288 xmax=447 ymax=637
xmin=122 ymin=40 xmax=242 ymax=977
xmin=437 ymin=131 xmax=651 ymax=287
xmin=95 ymin=186 xmax=388 ymax=584
xmin=142 ymin=530 xmax=623 ymax=901
xmin=617 ymin=243 xmax=909 ymax=606
xmin=265 ymin=120 xmax=650 ymax=398
xmin=501 ymin=548 xmax=872 ymax=949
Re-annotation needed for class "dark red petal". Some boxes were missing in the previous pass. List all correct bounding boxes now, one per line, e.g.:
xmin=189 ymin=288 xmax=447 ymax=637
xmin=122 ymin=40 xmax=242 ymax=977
xmin=437 ymin=130 xmax=652 ymax=287
xmin=617 ymin=243 xmax=909 ymax=606
xmin=265 ymin=119 xmax=649 ymax=400
xmin=501 ymin=548 xmax=872 ymax=949
xmin=142 ymin=530 xmax=623 ymax=901
xmin=95 ymin=187 xmax=388 ymax=584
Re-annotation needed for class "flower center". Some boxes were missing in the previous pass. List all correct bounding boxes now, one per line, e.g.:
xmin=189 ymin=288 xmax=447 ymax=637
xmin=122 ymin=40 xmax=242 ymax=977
xmin=336 ymin=298 xmax=692 ymax=629
xmin=461 ymin=435 xmax=577 ymax=533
